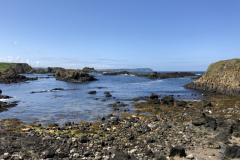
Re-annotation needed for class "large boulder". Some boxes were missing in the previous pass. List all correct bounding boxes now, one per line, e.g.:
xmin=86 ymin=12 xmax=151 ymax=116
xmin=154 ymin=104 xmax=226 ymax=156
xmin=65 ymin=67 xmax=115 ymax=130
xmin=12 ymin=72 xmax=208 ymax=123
xmin=184 ymin=59 xmax=240 ymax=96
xmin=55 ymin=69 xmax=97 ymax=83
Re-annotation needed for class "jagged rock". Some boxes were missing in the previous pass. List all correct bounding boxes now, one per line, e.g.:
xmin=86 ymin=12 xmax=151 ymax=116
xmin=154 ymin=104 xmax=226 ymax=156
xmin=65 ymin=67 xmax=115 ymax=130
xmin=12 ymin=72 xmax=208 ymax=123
xmin=0 ymin=72 xmax=37 ymax=84
xmin=224 ymin=145 xmax=240 ymax=159
xmin=185 ymin=59 xmax=240 ymax=96
xmin=55 ymin=69 xmax=97 ymax=83
xmin=169 ymin=146 xmax=187 ymax=157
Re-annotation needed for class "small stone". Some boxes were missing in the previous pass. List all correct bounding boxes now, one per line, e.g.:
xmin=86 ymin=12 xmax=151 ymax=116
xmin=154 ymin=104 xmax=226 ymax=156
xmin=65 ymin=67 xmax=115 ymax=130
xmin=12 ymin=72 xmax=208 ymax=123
xmin=21 ymin=128 xmax=31 ymax=132
xmin=73 ymin=153 xmax=80 ymax=158
xmin=186 ymin=154 xmax=194 ymax=159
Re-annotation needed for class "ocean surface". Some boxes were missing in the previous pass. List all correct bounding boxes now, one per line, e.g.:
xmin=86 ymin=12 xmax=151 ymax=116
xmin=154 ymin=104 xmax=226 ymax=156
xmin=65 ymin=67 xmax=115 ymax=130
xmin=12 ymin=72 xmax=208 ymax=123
xmin=0 ymin=71 xmax=205 ymax=126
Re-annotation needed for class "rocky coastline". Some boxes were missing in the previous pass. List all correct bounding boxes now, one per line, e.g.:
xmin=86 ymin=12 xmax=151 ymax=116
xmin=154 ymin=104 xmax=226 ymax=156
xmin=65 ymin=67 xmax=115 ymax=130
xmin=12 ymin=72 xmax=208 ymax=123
xmin=184 ymin=59 xmax=240 ymax=96
xmin=1 ymin=60 xmax=240 ymax=159
xmin=0 ymin=72 xmax=37 ymax=84
xmin=103 ymin=71 xmax=198 ymax=79
xmin=0 ymin=90 xmax=18 ymax=113
xmin=1 ymin=93 xmax=240 ymax=159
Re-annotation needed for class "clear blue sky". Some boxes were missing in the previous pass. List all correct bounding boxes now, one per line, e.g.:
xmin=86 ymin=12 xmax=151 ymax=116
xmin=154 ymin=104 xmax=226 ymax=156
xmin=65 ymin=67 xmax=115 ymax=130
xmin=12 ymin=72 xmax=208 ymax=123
xmin=0 ymin=0 xmax=239 ymax=71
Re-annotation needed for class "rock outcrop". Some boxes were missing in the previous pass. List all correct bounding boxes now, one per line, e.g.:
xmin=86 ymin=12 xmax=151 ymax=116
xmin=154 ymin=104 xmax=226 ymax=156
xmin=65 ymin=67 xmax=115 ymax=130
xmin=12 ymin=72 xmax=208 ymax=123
xmin=55 ymin=69 xmax=97 ymax=83
xmin=184 ymin=59 xmax=240 ymax=96
xmin=0 ymin=72 xmax=38 ymax=84
xmin=1 ymin=63 xmax=32 ymax=74
xmin=103 ymin=71 xmax=197 ymax=79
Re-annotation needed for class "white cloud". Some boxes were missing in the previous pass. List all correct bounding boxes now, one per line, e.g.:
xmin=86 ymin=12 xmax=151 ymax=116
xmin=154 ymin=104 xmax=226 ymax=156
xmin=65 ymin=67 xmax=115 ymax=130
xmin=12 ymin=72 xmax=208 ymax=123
xmin=36 ymin=61 xmax=40 ymax=65
xmin=26 ymin=59 xmax=29 ymax=63
xmin=14 ymin=41 xmax=18 ymax=45
xmin=36 ymin=49 xmax=46 ymax=54
xmin=16 ymin=56 xmax=20 ymax=60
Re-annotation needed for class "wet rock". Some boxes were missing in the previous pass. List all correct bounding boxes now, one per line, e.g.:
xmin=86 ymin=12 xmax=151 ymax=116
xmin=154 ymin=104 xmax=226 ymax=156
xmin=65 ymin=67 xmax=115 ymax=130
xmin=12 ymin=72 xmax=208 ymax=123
xmin=104 ymin=91 xmax=112 ymax=97
xmin=161 ymin=95 xmax=174 ymax=104
xmin=88 ymin=91 xmax=97 ymax=94
xmin=169 ymin=146 xmax=187 ymax=157
xmin=224 ymin=145 xmax=240 ymax=159
xmin=176 ymin=101 xmax=187 ymax=107
xmin=148 ymin=98 xmax=161 ymax=105
xmin=150 ymin=93 xmax=159 ymax=99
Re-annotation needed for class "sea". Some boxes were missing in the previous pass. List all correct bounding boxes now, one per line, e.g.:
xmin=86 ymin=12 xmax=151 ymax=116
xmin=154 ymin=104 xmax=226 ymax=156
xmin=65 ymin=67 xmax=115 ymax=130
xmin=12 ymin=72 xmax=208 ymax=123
xmin=0 ymin=71 xmax=205 ymax=126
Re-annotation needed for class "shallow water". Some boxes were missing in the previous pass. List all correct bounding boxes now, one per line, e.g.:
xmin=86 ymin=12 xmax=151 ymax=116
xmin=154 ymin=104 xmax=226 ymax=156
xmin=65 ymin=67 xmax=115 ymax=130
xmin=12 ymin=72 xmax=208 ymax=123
xmin=0 ymin=72 xmax=204 ymax=125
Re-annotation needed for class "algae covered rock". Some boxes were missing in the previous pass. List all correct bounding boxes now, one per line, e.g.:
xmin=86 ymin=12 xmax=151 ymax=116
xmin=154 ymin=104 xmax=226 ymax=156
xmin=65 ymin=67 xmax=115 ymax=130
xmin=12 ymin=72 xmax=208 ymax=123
xmin=185 ymin=59 xmax=240 ymax=96
xmin=55 ymin=69 xmax=97 ymax=83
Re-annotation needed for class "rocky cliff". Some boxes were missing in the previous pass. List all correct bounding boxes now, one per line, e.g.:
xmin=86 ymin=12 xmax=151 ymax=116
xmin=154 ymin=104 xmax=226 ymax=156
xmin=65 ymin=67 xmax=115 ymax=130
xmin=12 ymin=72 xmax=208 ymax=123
xmin=55 ymin=69 xmax=97 ymax=83
xmin=0 ymin=63 xmax=32 ymax=73
xmin=184 ymin=59 xmax=240 ymax=96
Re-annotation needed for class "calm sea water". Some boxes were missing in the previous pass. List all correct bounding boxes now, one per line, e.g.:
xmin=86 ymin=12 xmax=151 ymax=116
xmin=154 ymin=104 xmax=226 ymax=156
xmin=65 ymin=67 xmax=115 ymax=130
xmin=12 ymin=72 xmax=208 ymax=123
xmin=0 ymin=71 xmax=204 ymax=125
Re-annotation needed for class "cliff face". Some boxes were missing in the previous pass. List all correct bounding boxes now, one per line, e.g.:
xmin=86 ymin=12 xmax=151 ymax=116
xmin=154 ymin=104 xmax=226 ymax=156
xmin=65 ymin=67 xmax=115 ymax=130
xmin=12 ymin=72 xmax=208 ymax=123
xmin=184 ymin=59 xmax=240 ymax=96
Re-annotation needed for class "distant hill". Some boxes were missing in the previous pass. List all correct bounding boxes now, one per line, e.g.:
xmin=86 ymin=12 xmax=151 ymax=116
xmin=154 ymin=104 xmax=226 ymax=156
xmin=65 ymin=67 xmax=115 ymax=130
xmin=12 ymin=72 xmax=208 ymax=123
xmin=97 ymin=68 xmax=153 ymax=73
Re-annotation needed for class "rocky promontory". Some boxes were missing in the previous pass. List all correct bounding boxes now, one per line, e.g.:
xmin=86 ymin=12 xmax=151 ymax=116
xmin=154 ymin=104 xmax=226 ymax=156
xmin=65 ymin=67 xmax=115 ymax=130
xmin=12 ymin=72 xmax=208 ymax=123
xmin=0 ymin=72 xmax=37 ymax=84
xmin=55 ymin=69 xmax=97 ymax=83
xmin=185 ymin=59 xmax=240 ymax=96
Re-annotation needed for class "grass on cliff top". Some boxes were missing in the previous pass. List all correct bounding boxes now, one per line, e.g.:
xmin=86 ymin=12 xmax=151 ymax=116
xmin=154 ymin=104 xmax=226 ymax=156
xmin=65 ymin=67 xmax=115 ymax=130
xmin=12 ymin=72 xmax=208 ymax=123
xmin=204 ymin=58 xmax=240 ymax=76
xmin=0 ymin=63 xmax=17 ymax=72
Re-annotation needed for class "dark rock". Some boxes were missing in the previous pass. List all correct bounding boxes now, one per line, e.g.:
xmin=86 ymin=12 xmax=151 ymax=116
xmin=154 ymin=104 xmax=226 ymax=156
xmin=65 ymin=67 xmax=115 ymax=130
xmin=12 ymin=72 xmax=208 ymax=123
xmin=0 ymin=89 xmax=2 ymax=94
xmin=104 ymin=91 xmax=112 ymax=97
xmin=107 ymin=135 xmax=115 ymax=141
xmin=80 ymin=135 xmax=90 ymax=143
xmin=88 ymin=91 xmax=97 ymax=94
xmin=224 ymin=145 xmax=240 ymax=159
xmin=192 ymin=118 xmax=206 ymax=126
xmin=154 ymin=153 xmax=167 ymax=160
xmin=176 ymin=101 xmax=187 ymax=107
xmin=108 ymin=149 xmax=131 ymax=160
xmin=161 ymin=95 xmax=174 ymax=104
xmin=150 ymin=93 xmax=159 ymax=99
xmin=65 ymin=122 xmax=72 ymax=126
xmin=215 ymin=132 xmax=231 ymax=144
xmin=55 ymin=69 xmax=97 ymax=83
xmin=169 ymin=146 xmax=187 ymax=157
xmin=148 ymin=98 xmax=161 ymax=105
xmin=125 ymin=123 xmax=131 ymax=128
xmin=0 ymin=72 xmax=37 ymax=84
xmin=202 ymin=102 xmax=212 ymax=108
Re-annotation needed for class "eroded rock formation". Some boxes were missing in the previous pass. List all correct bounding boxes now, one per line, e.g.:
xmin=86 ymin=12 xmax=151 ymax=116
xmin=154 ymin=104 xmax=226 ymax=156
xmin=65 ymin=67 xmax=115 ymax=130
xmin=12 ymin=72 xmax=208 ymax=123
xmin=184 ymin=59 xmax=240 ymax=96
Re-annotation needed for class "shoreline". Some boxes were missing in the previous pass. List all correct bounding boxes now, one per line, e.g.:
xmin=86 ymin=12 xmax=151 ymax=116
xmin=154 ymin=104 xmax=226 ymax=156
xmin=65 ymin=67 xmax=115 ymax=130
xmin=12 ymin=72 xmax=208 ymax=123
xmin=1 ymin=93 xmax=240 ymax=159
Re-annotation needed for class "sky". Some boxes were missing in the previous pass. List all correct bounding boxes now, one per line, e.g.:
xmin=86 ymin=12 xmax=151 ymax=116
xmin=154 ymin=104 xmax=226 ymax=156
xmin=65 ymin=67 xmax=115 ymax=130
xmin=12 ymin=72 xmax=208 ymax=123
xmin=0 ymin=0 xmax=239 ymax=71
